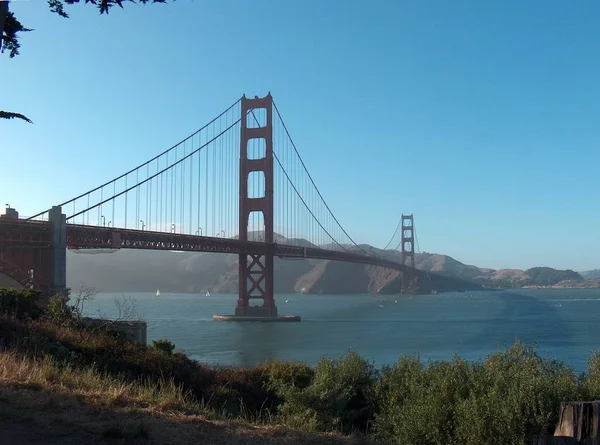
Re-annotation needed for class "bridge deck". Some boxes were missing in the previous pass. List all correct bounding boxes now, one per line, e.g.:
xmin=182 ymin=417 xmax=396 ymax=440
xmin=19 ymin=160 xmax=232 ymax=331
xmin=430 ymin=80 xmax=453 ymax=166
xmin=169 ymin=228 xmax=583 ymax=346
xmin=65 ymin=223 xmax=411 ymax=272
xmin=0 ymin=219 xmax=414 ymax=293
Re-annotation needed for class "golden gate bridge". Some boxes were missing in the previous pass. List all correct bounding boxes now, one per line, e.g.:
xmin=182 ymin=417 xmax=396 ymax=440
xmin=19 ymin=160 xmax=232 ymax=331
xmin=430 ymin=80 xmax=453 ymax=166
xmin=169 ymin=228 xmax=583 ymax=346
xmin=0 ymin=93 xmax=422 ymax=321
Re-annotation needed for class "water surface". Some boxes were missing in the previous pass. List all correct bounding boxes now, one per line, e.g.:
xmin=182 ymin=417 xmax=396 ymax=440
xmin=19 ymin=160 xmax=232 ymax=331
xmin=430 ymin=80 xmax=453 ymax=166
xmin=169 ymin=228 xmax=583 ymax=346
xmin=83 ymin=288 xmax=600 ymax=373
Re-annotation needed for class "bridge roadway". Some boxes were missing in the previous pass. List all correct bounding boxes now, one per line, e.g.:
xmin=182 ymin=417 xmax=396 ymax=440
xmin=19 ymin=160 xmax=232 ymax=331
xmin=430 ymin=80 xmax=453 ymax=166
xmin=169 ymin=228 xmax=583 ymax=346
xmin=66 ymin=224 xmax=412 ymax=272
xmin=0 ymin=219 xmax=411 ymax=274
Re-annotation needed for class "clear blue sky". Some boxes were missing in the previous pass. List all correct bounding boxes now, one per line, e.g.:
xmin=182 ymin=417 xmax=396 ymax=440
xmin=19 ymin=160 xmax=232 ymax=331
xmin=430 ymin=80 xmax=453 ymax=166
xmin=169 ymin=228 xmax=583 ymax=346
xmin=3 ymin=0 xmax=599 ymax=271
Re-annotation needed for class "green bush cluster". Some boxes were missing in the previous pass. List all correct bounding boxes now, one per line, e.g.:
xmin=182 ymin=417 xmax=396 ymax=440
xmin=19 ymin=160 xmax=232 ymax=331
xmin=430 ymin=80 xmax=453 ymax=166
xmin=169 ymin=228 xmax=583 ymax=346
xmin=152 ymin=338 xmax=176 ymax=355
xmin=269 ymin=351 xmax=377 ymax=433
xmin=4 ymin=300 xmax=600 ymax=445
xmin=0 ymin=289 xmax=43 ymax=319
xmin=373 ymin=343 xmax=580 ymax=445
xmin=43 ymin=294 xmax=77 ymax=326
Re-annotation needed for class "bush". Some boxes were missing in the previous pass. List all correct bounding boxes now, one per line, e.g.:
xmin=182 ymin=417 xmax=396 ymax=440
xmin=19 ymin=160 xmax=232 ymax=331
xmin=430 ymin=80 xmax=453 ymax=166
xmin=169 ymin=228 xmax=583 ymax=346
xmin=43 ymin=294 xmax=75 ymax=326
xmin=42 ymin=285 xmax=97 ymax=328
xmin=152 ymin=339 xmax=176 ymax=355
xmin=373 ymin=341 xmax=579 ymax=445
xmin=258 ymin=359 xmax=314 ymax=390
xmin=578 ymin=350 xmax=600 ymax=400
xmin=195 ymin=361 xmax=315 ymax=420
xmin=272 ymin=351 xmax=378 ymax=433
xmin=0 ymin=289 xmax=43 ymax=320
xmin=373 ymin=355 xmax=471 ymax=445
xmin=454 ymin=342 xmax=578 ymax=445
xmin=20 ymin=331 xmax=79 ymax=365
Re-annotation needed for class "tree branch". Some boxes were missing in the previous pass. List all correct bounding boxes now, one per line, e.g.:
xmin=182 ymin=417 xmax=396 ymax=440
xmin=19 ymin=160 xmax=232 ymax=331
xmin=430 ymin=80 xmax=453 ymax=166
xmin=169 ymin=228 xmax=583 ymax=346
xmin=0 ymin=110 xmax=33 ymax=123
xmin=1 ymin=5 xmax=32 ymax=58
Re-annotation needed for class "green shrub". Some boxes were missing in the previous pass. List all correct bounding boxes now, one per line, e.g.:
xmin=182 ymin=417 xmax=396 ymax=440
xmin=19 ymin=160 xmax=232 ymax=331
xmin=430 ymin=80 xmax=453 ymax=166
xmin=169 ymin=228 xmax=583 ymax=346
xmin=258 ymin=359 xmax=314 ymax=390
xmin=577 ymin=350 xmax=600 ymax=400
xmin=42 ymin=286 xmax=96 ymax=328
xmin=43 ymin=294 xmax=75 ymax=326
xmin=373 ymin=341 xmax=579 ymax=445
xmin=20 ymin=331 xmax=79 ymax=365
xmin=0 ymin=289 xmax=43 ymax=319
xmin=152 ymin=338 xmax=176 ymax=355
xmin=273 ymin=351 xmax=378 ymax=433
xmin=373 ymin=355 xmax=471 ymax=445
xmin=454 ymin=342 xmax=578 ymax=445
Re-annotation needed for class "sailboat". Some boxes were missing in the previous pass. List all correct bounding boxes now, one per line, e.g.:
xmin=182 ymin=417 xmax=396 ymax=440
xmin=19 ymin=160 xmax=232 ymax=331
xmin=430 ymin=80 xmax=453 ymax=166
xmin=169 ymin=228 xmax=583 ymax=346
xmin=156 ymin=289 xmax=161 ymax=296
xmin=205 ymin=291 xmax=211 ymax=297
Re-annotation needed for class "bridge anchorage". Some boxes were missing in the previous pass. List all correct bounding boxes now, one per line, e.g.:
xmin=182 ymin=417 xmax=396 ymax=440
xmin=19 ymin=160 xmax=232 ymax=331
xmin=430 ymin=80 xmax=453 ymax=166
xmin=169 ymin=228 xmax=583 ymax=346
xmin=1 ymin=92 xmax=424 ymax=321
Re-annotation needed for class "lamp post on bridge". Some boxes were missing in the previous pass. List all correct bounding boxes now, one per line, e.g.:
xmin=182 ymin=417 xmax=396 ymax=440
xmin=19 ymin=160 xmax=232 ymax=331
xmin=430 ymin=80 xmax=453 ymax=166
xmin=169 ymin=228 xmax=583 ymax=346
xmin=108 ymin=221 xmax=112 ymax=228
xmin=101 ymin=215 xmax=105 ymax=227
xmin=140 ymin=220 xmax=145 ymax=231
xmin=195 ymin=227 xmax=203 ymax=236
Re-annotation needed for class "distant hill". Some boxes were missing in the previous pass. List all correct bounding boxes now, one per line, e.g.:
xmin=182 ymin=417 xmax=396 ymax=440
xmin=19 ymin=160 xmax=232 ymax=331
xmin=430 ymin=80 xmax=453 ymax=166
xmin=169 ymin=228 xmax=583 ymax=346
xmin=581 ymin=269 xmax=600 ymax=279
xmin=410 ymin=253 xmax=585 ymax=288
xmin=524 ymin=267 xmax=583 ymax=286
xmin=63 ymin=247 xmax=479 ymax=295
xmin=413 ymin=253 xmax=484 ymax=282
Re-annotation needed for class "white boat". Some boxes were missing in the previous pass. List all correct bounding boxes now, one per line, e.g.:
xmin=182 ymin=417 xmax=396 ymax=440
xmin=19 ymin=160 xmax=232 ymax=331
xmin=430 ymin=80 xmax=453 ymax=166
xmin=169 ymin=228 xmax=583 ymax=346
xmin=156 ymin=289 xmax=161 ymax=296
xmin=205 ymin=291 xmax=211 ymax=297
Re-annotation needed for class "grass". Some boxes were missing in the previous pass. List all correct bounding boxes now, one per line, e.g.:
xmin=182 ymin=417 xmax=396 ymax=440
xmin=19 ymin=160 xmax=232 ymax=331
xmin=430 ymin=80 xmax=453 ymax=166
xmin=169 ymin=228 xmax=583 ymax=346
xmin=0 ymin=352 xmax=202 ymax=413
xmin=0 ymin=351 xmax=369 ymax=445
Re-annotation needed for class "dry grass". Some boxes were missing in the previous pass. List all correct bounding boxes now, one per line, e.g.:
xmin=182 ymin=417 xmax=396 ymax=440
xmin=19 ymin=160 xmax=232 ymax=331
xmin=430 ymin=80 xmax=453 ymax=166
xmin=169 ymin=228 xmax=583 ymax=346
xmin=0 ymin=351 xmax=372 ymax=445
xmin=0 ymin=351 xmax=201 ymax=412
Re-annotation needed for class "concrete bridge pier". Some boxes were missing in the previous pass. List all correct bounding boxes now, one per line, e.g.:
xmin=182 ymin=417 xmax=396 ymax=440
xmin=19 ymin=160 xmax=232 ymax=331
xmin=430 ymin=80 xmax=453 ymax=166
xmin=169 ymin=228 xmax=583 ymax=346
xmin=49 ymin=206 xmax=67 ymax=295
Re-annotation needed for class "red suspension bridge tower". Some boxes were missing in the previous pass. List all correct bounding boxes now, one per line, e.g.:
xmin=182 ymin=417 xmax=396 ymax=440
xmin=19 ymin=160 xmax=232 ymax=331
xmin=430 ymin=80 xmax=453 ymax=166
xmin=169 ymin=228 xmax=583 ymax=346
xmin=216 ymin=93 xmax=299 ymax=321
xmin=401 ymin=214 xmax=415 ymax=290
xmin=236 ymin=94 xmax=276 ymax=318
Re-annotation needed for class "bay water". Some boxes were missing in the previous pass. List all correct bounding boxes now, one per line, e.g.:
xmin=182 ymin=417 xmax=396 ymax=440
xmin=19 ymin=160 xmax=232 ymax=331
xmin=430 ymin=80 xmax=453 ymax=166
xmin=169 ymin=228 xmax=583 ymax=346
xmin=82 ymin=288 xmax=600 ymax=373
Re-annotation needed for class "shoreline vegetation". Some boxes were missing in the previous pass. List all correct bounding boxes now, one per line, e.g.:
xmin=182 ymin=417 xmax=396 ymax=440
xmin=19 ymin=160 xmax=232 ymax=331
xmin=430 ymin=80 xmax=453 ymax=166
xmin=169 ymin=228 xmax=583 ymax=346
xmin=1 ymin=289 xmax=600 ymax=444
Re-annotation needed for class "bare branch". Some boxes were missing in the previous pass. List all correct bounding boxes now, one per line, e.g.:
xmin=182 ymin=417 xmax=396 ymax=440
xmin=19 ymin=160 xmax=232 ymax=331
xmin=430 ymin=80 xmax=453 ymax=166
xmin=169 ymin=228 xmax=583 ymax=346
xmin=113 ymin=295 xmax=139 ymax=322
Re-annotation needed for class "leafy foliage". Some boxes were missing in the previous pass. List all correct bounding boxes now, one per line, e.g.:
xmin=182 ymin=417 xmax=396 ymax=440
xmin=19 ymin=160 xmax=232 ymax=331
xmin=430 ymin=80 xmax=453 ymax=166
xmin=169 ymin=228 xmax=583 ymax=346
xmin=372 ymin=341 xmax=580 ymax=445
xmin=1 ymin=7 xmax=31 ymax=58
xmin=152 ymin=338 xmax=176 ymax=355
xmin=2 ymin=0 xmax=167 ymax=60
xmin=0 ymin=289 xmax=43 ymax=319
xmin=42 ymin=285 xmax=96 ymax=327
xmin=270 ymin=351 xmax=378 ymax=433
xmin=47 ymin=0 xmax=168 ymax=18
xmin=0 ymin=110 xmax=33 ymax=123
xmin=577 ymin=351 xmax=600 ymax=400
xmin=374 ymin=355 xmax=471 ymax=444
xmin=453 ymin=343 xmax=578 ymax=445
